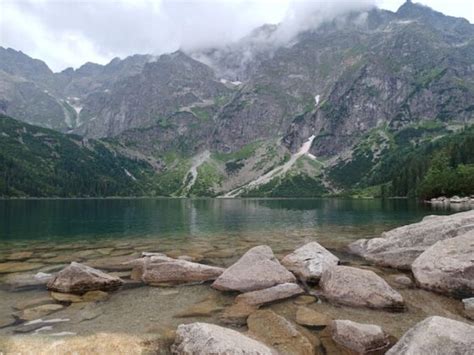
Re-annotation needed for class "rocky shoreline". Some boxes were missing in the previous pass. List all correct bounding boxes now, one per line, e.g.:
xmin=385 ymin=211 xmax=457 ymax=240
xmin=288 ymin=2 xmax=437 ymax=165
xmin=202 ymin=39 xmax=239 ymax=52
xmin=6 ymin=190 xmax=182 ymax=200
xmin=1 ymin=211 xmax=473 ymax=354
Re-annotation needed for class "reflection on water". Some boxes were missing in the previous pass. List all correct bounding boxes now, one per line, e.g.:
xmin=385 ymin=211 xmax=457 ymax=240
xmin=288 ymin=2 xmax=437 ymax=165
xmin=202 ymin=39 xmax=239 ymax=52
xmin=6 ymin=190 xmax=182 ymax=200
xmin=0 ymin=198 xmax=454 ymax=243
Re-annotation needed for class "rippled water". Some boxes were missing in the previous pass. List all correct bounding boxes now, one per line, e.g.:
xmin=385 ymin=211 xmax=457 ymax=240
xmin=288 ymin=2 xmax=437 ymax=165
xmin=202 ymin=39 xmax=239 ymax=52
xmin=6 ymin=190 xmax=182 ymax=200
xmin=0 ymin=198 xmax=471 ymax=353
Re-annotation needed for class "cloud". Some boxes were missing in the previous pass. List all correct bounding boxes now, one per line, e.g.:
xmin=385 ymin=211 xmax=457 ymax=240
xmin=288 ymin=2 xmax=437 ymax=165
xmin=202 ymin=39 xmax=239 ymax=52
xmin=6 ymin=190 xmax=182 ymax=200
xmin=0 ymin=0 xmax=472 ymax=72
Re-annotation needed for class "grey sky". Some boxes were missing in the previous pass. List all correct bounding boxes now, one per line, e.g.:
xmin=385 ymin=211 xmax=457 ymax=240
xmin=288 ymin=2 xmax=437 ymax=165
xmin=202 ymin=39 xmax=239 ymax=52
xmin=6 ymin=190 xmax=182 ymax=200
xmin=0 ymin=0 xmax=472 ymax=72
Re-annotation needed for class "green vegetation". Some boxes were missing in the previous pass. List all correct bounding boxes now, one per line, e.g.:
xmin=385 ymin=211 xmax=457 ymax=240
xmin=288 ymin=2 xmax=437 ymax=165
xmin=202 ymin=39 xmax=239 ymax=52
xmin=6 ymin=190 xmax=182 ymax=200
xmin=213 ymin=141 xmax=261 ymax=162
xmin=189 ymin=161 xmax=223 ymax=197
xmin=190 ymin=107 xmax=211 ymax=121
xmin=0 ymin=114 xmax=158 ymax=197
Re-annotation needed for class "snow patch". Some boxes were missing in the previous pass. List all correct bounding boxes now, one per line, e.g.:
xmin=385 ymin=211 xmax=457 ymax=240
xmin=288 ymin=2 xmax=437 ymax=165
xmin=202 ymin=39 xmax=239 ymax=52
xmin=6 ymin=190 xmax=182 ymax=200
xmin=124 ymin=168 xmax=137 ymax=181
xmin=182 ymin=150 xmax=210 ymax=194
xmin=315 ymin=95 xmax=320 ymax=106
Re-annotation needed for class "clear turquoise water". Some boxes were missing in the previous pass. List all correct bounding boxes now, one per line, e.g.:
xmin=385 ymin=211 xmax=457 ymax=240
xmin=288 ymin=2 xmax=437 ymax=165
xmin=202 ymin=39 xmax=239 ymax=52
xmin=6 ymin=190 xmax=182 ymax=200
xmin=0 ymin=198 xmax=451 ymax=243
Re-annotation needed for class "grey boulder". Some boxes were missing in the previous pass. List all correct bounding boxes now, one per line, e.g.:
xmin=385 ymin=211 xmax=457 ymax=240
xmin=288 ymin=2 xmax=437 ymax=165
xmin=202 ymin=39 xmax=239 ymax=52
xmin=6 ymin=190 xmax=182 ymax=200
xmin=331 ymin=319 xmax=390 ymax=354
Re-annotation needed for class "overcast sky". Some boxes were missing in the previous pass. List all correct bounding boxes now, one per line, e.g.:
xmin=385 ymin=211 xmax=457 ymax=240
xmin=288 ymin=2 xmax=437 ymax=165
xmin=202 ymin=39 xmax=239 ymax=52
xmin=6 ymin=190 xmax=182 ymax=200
xmin=1 ymin=0 xmax=473 ymax=72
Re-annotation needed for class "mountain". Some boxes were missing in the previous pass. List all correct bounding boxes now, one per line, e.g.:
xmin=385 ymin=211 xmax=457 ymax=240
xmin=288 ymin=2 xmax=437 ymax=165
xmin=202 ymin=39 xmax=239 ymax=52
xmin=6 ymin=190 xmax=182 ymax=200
xmin=0 ymin=1 xmax=473 ymax=198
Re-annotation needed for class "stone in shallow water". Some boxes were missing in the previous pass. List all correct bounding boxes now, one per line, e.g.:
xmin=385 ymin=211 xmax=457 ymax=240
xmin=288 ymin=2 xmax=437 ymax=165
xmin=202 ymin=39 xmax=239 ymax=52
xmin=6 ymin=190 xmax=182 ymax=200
xmin=388 ymin=274 xmax=414 ymax=289
xmin=212 ymin=245 xmax=296 ymax=292
xmin=220 ymin=302 xmax=259 ymax=325
xmin=320 ymin=266 xmax=405 ymax=311
xmin=412 ymin=230 xmax=474 ymax=298
xmin=14 ymin=296 xmax=56 ymax=311
xmin=50 ymin=291 xmax=83 ymax=303
xmin=7 ymin=251 xmax=34 ymax=261
xmin=0 ymin=315 xmax=16 ymax=329
xmin=172 ymin=322 xmax=274 ymax=354
xmin=47 ymin=262 xmax=124 ymax=294
xmin=0 ymin=262 xmax=44 ymax=274
xmin=296 ymin=306 xmax=331 ymax=329
xmin=2 ymin=333 xmax=155 ymax=354
xmin=235 ymin=283 xmax=304 ymax=306
xmin=247 ymin=309 xmax=315 ymax=355
xmin=331 ymin=319 xmax=390 ymax=354
xmin=82 ymin=290 xmax=109 ymax=302
xmin=19 ymin=304 xmax=65 ymax=321
xmin=349 ymin=210 xmax=474 ymax=269
xmin=281 ymin=242 xmax=339 ymax=282
xmin=294 ymin=295 xmax=318 ymax=305
xmin=2 ymin=271 xmax=53 ymax=291
xmin=174 ymin=295 xmax=224 ymax=318
xmin=387 ymin=316 xmax=474 ymax=355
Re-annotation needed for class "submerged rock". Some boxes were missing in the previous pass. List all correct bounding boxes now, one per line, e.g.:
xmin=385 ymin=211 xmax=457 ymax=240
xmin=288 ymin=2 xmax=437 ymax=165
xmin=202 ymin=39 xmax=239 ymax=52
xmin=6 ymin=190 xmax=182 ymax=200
xmin=281 ymin=242 xmax=339 ymax=282
xmin=412 ymin=231 xmax=474 ymax=298
xmin=142 ymin=259 xmax=224 ymax=286
xmin=19 ymin=304 xmax=64 ymax=321
xmin=220 ymin=302 xmax=258 ymax=325
xmin=247 ymin=310 xmax=315 ymax=355
xmin=387 ymin=316 xmax=474 ymax=354
xmin=47 ymin=262 xmax=123 ymax=294
xmin=235 ymin=283 xmax=304 ymax=306
xmin=349 ymin=210 xmax=474 ymax=269
xmin=0 ymin=262 xmax=44 ymax=274
xmin=296 ymin=307 xmax=331 ymax=329
xmin=212 ymin=245 xmax=296 ymax=292
xmin=174 ymin=295 xmax=224 ymax=318
xmin=2 ymin=271 xmax=53 ymax=291
xmin=320 ymin=266 xmax=404 ymax=311
xmin=7 ymin=251 xmax=34 ymax=261
xmin=172 ymin=322 xmax=275 ymax=354
xmin=331 ymin=319 xmax=390 ymax=354
xmin=388 ymin=274 xmax=414 ymax=289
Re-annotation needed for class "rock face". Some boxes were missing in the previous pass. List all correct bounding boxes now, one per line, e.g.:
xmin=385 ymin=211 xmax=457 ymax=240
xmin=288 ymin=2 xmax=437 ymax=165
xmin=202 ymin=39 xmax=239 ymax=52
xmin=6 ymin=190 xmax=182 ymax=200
xmin=247 ymin=310 xmax=315 ymax=355
xmin=235 ymin=283 xmax=304 ymax=306
xmin=320 ymin=266 xmax=404 ymax=311
xmin=172 ymin=322 xmax=275 ymax=354
xmin=387 ymin=316 xmax=474 ymax=355
xmin=349 ymin=210 xmax=474 ymax=269
xmin=47 ymin=262 xmax=123 ymax=294
xmin=331 ymin=320 xmax=390 ymax=354
xmin=412 ymin=231 xmax=474 ymax=298
xmin=281 ymin=242 xmax=339 ymax=282
xmin=142 ymin=259 xmax=224 ymax=286
xmin=212 ymin=245 xmax=296 ymax=292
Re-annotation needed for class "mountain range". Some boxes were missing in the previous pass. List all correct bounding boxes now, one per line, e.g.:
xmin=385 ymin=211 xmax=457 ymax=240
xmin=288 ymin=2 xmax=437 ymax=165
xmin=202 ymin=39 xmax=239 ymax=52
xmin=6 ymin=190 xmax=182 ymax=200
xmin=1 ymin=1 xmax=473 ymax=198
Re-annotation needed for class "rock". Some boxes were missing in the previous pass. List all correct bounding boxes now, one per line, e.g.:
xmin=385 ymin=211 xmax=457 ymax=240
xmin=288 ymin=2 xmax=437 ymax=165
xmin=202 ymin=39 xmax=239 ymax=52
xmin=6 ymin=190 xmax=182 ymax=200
xmin=142 ymin=259 xmax=224 ymax=286
xmin=463 ymin=298 xmax=474 ymax=320
xmin=50 ymin=291 xmax=83 ymax=303
xmin=2 ymin=333 xmax=154 ymax=354
xmin=174 ymin=296 xmax=224 ymax=318
xmin=14 ymin=296 xmax=56 ymax=311
xmin=220 ymin=302 xmax=258 ymax=325
xmin=172 ymin=322 xmax=275 ymax=354
xmin=349 ymin=210 xmax=474 ymax=269
xmin=47 ymin=262 xmax=124 ymax=294
xmin=2 ymin=271 xmax=53 ymax=291
xmin=0 ymin=262 xmax=44 ymax=273
xmin=7 ymin=251 xmax=33 ymax=261
xmin=387 ymin=316 xmax=474 ymax=355
xmin=331 ymin=320 xmax=390 ymax=354
xmin=212 ymin=245 xmax=296 ymax=292
xmin=75 ymin=303 xmax=104 ymax=322
xmin=235 ymin=283 xmax=304 ymax=306
xmin=412 ymin=231 xmax=474 ymax=298
xmin=388 ymin=274 xmax=414 ymax=289
xmin=320 ymin=266 xmax=405 ymax=311
xmin=296 ymin=307 xmax=331 ymax=329
xmin=294 ymin=295 xmax=318 ymax=305
xmin=247 ymin=310 xmax=315 ymax=355
xmin=82 ymin=290 xmax=109 ymax=302
xmin=0 ymin=315 xmax=16 ymax=329
xmin=85 ymin=254 xmax=139 ymax=271
xmin=20 ymin=304 xmax=64 ymax=321
xmin=281 ymin=242 xmax=339 ymax=282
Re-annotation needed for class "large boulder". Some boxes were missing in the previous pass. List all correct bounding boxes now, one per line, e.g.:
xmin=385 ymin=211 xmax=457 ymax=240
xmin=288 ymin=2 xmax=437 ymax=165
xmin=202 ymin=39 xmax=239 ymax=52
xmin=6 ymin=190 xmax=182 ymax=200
xmin=320 ymin=266 xmax=404 ymax=311
xmin=387 ymin=316 xmax=474 ymax=354
xmin=281 ymin=242 xmax=339 ymax=282
xmin=235 ymin=283 xmax=304 ymax=306
xmin=349 ymin=210 xmax=474 ymax=269
xmin=247 ymin=310 xmax=315 ymax=355
xmin=412 ymin=231 xmax=474 ymax=298
xmin=331 ymin=320 xmax=390 ymax=354
xmin=212 ymin=246 xmax=296 ymax=292
xmin=142 ymin=259 xmax=224 ymax=286
xmin=47 ymin=262 xmax=123 ymax=294
xmin=171 ymin=322 xmax=275 ymax=354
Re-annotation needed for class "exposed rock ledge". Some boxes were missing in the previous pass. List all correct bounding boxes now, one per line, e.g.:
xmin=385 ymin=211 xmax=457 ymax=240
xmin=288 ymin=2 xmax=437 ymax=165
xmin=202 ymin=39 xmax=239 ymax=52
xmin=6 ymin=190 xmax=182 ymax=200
xmin=349 ymin=210 xmax=474 ymax=269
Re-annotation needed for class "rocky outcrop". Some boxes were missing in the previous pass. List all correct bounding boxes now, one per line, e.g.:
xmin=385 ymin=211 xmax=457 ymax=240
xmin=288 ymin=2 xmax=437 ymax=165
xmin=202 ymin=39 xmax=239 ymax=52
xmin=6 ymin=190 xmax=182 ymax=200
xmin=172 ymin=322 xmax=275 ymax=354
xmin=212 ymin=245 xmax=296 ymax=292
xmin=349 ymin=210 xmax=474 ymax=269
xmin=412 ymin=230 xmax=474 ymax=298
xmin=247 ymin=310 xmax=315 ymax=355
xmin=331 ymin=320 xmax=390 ymax=354
xmin=47 ymin=262 xmax=123 ymax=294
xmin=235 ymin=283 xmax=304 ymax=306
xmin=281 ymin=242 xmax=339 ymax=283
xmin=320 ymin=266 xmax=404 ymax=311
xmin=142 ymin=259 xmax=224 ymax=286
xmin=387 ymin=316 xmax=474 ymax=354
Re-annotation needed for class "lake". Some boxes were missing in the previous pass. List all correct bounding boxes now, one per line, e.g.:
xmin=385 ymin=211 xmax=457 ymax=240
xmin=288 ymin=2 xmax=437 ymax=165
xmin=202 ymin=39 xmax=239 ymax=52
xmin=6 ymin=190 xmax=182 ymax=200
xmin=0 ymin=198 xmax=469 ymax=350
